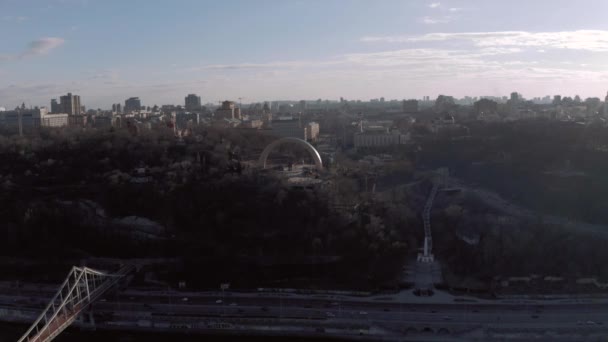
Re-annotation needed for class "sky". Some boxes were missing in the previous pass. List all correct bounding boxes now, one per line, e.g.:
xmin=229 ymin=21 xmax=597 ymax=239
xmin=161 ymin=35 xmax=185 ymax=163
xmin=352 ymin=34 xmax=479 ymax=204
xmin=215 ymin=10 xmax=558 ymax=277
xmin=2 ymin=0 xmax=608 ymax=109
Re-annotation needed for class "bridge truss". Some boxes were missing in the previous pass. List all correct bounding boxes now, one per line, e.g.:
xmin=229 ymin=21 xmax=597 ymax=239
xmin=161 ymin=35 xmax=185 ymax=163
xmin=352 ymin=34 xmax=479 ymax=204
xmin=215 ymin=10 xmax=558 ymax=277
xmin=18 ymin=264 xmax=133 ymax=342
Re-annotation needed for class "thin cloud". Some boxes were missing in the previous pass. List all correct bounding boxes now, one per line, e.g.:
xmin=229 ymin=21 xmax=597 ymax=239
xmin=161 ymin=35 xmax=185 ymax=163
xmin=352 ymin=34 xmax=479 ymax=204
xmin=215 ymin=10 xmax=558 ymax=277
xmin=185 ymin=60 xmax=340 ymax=72
xmin=354 ymin=30 xmax=608 ymax=83
xmin=185 ymin=44 xmax=607 ymax=84
xmin=2 ymin=16 xmax=28 ymax=23
xmin=362 ymin=30 xmax=608 ymax=52
xmin=199 ymin=63 xmax=275 ymax=70
xmin=0 ymin=37 xmax=65 ymax=63
xmin=429 ymin=2 xmax=441 ymax=8
xmin=184 ymin=46 xmax=526 ymax=78
xmin=186 ymin=47 xmax=526 ymax=79
xmin=419 ymin=16 xmax=451 ymax=24
xmin=20 ymin=37 xmax=65 ymax=58
xmin=343 ymin=47 xmax=523 ymax=69
xmin=84 ymin=68 xmax=120 ymax=81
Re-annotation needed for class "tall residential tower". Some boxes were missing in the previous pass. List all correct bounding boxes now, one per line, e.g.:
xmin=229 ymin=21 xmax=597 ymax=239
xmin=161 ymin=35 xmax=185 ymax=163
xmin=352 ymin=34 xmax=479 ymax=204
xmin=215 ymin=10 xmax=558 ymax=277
xmin=124 ymin=97 xmax=142 ymax=112
xmin=185 ymin=94 xmax=202 ymax=111
xmin=59 ymin=93 xmax=81 ymax=115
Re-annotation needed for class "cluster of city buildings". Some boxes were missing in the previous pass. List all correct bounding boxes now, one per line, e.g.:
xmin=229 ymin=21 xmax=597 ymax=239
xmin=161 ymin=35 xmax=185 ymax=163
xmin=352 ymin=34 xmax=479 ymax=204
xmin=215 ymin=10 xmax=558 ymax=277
xmin=353 ymin=120 xmax=410 ymax=148
xmin=471 ymin=91 xmax=608 ymax=123
xmin=0 ymin=93 xmax=323 ymax=143
xmin=2 ymin=91 xmax=608 ymax=144
xmin=0 ymin=92 xmax=91 ymax=134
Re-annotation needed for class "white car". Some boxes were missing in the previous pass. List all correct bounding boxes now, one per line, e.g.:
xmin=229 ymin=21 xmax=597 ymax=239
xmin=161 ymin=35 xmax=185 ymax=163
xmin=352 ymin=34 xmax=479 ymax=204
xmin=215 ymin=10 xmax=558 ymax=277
xmin=181 ymin=297 xmax=189 ymax=302
xmin=229 ymin=302 xmax=238 ymax=306
xmin=215 ymin=299 xmax=223 ymax=304
xmin=359 ymin=311 xmax=368 ymax=315
xmin=326 ymin=312 xmax=335 ymax=317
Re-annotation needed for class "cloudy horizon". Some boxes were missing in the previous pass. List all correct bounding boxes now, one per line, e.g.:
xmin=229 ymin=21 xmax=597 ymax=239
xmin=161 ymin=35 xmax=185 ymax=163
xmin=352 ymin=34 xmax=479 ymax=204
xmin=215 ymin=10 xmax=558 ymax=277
xmin=2 ymin=0 xmax=608 ymax=109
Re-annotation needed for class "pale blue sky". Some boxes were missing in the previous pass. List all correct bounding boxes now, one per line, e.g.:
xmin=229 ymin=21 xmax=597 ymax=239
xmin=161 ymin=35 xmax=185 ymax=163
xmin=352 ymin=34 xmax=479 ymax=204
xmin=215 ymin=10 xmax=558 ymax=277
xmin=1 ymin=0 xmax=608 ymax=109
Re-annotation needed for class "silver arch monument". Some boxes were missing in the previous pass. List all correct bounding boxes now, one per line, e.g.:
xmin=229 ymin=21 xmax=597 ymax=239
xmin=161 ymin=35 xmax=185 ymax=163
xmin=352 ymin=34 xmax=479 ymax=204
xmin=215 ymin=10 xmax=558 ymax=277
xmin=258 ymin=137 xmax=323 ymax=171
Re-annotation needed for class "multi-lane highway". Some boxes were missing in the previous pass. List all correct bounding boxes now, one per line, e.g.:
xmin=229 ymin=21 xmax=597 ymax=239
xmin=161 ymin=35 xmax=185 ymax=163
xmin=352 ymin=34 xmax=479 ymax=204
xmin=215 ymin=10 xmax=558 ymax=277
xmin=3 ymin=286 xmax=608 ymax=340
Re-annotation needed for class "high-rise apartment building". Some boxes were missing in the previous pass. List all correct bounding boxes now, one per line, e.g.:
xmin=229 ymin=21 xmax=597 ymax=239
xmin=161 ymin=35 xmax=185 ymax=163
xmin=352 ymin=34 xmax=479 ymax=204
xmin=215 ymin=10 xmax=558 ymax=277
xmin=125 ymin=97 xmax=142 ymax=112
xmin=112 ymin=103 xmax=122 ymax=113
xmin=185 ymin=94 xmax=202 ymax=111
xmin=553 ymin=95 xmax=562 ymax=105
xmin=59 ymin=93 xmax=81 ymax=115
xmin=215 ymin=100 xmax=240 ymax=120
xmin=510 ymin=92 xmax=520 ymax=102
xmin=50 ymin=99 xmax=60 ymax=113
xmin=304 ymin=121 xmax=320 ymax=142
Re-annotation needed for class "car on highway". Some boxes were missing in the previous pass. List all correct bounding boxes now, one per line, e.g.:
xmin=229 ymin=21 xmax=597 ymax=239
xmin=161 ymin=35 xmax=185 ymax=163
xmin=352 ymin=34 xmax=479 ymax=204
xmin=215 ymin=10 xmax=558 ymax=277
xmin=215 ymin=299 xmax=223 ymax=304
xmin=359 ymin=311 xmax=367 ymax=315
xmin=325 ymin=312 xmax=335 ymax=317
xmin=229 ymin=302 xmax=237 ymax=306
xmin=181 ymin=297 xmax=188 ymax=302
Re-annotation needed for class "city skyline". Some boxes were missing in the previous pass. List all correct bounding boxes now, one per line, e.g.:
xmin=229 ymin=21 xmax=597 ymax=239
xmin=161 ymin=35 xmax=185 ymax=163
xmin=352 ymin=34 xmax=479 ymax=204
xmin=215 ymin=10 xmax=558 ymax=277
xmin=2 ymin=0 xmax=608 ymax=108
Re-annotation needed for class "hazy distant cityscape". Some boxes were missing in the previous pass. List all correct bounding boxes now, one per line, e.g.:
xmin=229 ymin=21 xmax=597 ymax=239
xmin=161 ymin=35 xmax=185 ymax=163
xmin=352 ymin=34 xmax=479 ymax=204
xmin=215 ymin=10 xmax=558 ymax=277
xmin=2 ymin=90 xmax=607 ymax=137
